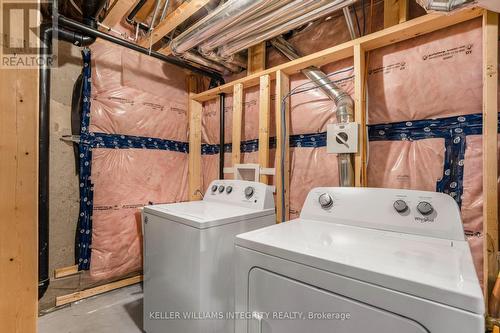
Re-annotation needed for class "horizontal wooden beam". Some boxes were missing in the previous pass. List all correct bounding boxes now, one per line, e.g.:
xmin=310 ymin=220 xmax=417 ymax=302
xmin=55 ymin=275 xmax=143 ymax=307
xmin=138 ymin=0 xmax=211 ymax=48
xmin=191 ymin=7 xmax=483 ymax=103
xmin=100 ymin=0 xmax=136 ymax=29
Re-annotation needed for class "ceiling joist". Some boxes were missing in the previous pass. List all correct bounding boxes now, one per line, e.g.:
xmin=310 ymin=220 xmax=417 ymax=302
xmin=137 ymin=0 xmax=212 ymax=48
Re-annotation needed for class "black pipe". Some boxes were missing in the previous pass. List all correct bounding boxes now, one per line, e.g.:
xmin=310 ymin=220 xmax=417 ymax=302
xmin=219 ymin=93 xmax=225 ymax=179
xmin=38 ymin=23 xmax=52 ymax=300
xmin=126 ymin=0 xmax=149 ymax=31
xmin=58 ymin=15 xmax=224 ymax=83
xmin=81 ymin=0 xmax=107 ymax=28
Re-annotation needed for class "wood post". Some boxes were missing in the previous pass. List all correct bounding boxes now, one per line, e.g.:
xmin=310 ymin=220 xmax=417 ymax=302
xmin=482 ymin=10 xmax=499 ymax=305
xmin=354 ymin=44 xmax=367 ymax=187
xmin=275 ymin=70 xmax=290 ymax=223
xmin=258 ymin=75 xmax=271 ymax=184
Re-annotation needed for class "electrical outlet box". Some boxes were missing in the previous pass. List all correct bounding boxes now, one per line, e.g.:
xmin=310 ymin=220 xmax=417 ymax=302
xmin=327 ymin=122 xmax=358 ymax=154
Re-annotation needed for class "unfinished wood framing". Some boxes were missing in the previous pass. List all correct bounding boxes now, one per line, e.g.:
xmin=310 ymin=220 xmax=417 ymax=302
xmin=138 ymin=0 xmax=212 ymax=48
xmin=482 ymin=10 xmax=499 ymax=304
xmin=191 ymin=7 xmax=483 ymax=102
xmin=100 ymin=0 xmax=136 ymax=29
xmin=232 ymin=84 xmax=244 ymax=167
xmin=55 ymin=275 xmax=143 ymax=307
xmin=275 ymin=70 xmax=290 ymax=224
xmin=353 ymin=44 xmax=367 ymax=187
xmin=54 ymin=265 xmax=80 ymax=279
xmin=384 ymin=0 xmax=409 ymax=27
xmin=247 ymin=42 xmax=267 ymax=75
xmin=258 ymin=75 xmax=272 ymax=184
xmin=0 ymin=66 xmax=39 ymax=333
xmin=188 ymin=76 xmax=203 ymax=200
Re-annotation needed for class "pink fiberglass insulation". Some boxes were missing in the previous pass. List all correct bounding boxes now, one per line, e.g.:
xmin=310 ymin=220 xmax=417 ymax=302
xmin=290 ymin=148 xmax=339 ymax=219
xmin=367 ymin=139 xmax=446 ymax=191
xmin=88 ymin=39 xmax=190 ymax=281
xmin=461 ymin=135 xmax=500 ymax=287
xmin=90 ymin=149 xmax=188 ymax=280
xmin=90 ymin=40 xmax=189 ymax=142
xmin=367 ymin=18 xmax=482 ymax=124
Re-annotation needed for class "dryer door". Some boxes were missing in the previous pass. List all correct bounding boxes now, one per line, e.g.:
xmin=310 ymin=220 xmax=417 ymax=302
xmin=247 ymin=268 xmax=428 ymax=333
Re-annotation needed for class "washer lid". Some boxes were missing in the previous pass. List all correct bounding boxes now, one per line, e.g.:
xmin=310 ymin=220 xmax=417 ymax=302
xmin=235 ymin=219 xmax=484 ymax=314
xmin=144 ymin=201 xmax=274 ymax=229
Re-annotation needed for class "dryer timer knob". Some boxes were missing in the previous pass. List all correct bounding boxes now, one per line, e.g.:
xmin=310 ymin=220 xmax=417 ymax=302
xmin=244 ymin=186 xmax=255 ymax=198
xmin=318 ymin=193 xmax=333 ymax=209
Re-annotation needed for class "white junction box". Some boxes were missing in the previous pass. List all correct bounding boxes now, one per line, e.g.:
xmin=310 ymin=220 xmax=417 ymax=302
xmin=327 ymin=122 xmax=358 ymax=154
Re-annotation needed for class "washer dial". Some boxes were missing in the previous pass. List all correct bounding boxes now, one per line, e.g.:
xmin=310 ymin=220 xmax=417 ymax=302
xmin=417 ymin=201 xmax=434 ymax=216
xmin=393 ymin=200 xmax=408 ymax=213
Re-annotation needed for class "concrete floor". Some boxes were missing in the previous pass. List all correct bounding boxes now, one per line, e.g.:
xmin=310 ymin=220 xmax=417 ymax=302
xmin=39 ymin=283 xmax=144 ymax=333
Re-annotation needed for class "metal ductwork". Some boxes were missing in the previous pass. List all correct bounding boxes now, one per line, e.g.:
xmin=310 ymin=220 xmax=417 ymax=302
xmin=168 ymin=0 xmax=357 ymax=72
xmin=416 ymin=0 xmax=473 ymax=11
xmin=271 ymin=36 xmax=354 ymax=187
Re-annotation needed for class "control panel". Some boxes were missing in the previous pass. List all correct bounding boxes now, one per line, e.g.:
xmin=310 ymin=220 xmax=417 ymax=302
xmin=300 ymin=187 xmax=465 ymax=241
xmin=204 ymin=180 xmax=274 ymax=210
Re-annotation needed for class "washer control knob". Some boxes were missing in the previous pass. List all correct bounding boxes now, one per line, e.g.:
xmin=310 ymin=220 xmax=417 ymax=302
xmin=393 ymin=200 xmax=408 ymax=213
xmin=218 ymin=185 xmax=225 ymax=193
xmin=417 ymin=201 xmax=434 ymax=216
xmin=226 ymin=186 xmax=233 ymax=194
xmin=244 ymin=186 xmax=255 ymax=198
xmin=318 ymin=193 xmax=333 ymax=209
xmin=211 ymin=185 xmax=218 ymax=192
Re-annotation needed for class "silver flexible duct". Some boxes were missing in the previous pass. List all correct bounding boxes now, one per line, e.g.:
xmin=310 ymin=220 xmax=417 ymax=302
xmin=218 ymin=0 xmax=357 ymax=58
xmin=271 ymin=36 xmax=354 ymax=187
xmin=170 ymin=0 xmax=280 ymax=55
xmin=198 ymin=0 xmax=328 ymax=55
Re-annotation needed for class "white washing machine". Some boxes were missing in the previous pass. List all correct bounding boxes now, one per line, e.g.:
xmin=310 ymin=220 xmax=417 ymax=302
xmin=143 ymin=180 xmax=275 ymax=333
xmin=235 ymin=187 xmax=484 ymax=333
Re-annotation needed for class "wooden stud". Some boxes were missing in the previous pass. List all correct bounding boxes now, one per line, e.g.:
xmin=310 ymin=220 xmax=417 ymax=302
xmin=0 ymin=6 xmax=39 ymax=330
xmin=384 ymin=0 xmax=408 ymax=27
xmin=56 ymin=275 xmax=143 ymax=307
xmin=275 ymin=70 xmax=290 ymax=224
xmin=232 ymin=83 xmax=244 ymax=166
xmin=54 ymin=265 xmax=80 ymax=279
xmin=482 ymin=10 xmax=498 ymax=305
xmin=138 ymin=0 xmax=212 ymax=48
xmin=191 ymin=7 xmax=483 ymax=102
xmin=100 ymin=0 xmax=136 ymax=30
xmin=248 ymin=42 xmax=266 ymax=75
xmin=353 ymin=44 xmax=367 ymax=187
xmin=188 ymin=76 xmax=203 ymax=200
xmin=258 ymin=75 xmax=271 ymax=184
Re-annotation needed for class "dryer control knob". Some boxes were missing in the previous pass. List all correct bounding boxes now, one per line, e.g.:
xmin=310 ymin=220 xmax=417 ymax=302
xmin=211 ymin=185 xmax=218 ymax=192
xmin=218 ymin=185 xmax=225 ymax=193
xmin=393 ymin=200 xmax=408 ymax=213
xmin=244 ymin=186 xmax=255 ymax=198
xmin=318 ymin=193 xmax=333 ymax=209
xmin=417 ymin=201 xmax=434 ymax=216
xmin=226 ymin=186 xmax=233 ymax=194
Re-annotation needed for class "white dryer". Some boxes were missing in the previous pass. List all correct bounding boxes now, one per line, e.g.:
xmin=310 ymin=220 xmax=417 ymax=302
xmin=143 ymin=180 xmax=275 ymax=333
xmin=235 ymin=187 xmax=484 ymax=333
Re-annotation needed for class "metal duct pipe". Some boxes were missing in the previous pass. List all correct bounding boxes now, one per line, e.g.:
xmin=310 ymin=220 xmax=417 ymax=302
xmin=218 ymin=0 xmax=357 ymax=58
xmin=271 ymin=36 xmax=354 ymax=187
xmin=198 ymin=0 xmax=329 ymax=55
xmin=170 ymin=0 xmax=281 ymax=55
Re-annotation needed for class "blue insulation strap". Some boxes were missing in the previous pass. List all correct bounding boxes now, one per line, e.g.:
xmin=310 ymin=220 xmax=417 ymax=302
xmin=85 ymin=132 xmax=189 ymax=152
xmin=76 ymin=48 xmax=93 ymax=270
